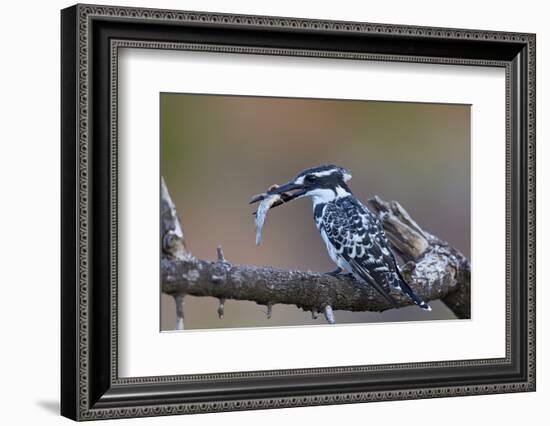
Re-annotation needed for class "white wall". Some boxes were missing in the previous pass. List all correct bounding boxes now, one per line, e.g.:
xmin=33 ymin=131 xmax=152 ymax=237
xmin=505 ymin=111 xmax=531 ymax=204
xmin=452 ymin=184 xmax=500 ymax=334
xmin=0 ymin=0 xmax=546 ymax=424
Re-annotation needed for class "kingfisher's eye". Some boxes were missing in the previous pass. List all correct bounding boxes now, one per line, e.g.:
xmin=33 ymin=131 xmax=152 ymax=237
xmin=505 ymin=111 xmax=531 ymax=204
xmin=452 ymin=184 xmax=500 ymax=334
xmin=305 ymin=174 xmax=318 ymax=183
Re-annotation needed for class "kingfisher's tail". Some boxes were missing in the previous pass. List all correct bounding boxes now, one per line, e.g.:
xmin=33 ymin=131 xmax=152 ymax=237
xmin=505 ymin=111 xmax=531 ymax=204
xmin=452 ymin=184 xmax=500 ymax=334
xmin=394 ymin=269 xmax=432 ymax=312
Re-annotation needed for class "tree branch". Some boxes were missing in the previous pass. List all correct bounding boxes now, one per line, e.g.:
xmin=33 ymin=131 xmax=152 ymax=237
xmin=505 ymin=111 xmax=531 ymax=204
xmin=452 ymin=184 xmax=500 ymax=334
xmin=161 ymin=180 xmax=470 ymax=325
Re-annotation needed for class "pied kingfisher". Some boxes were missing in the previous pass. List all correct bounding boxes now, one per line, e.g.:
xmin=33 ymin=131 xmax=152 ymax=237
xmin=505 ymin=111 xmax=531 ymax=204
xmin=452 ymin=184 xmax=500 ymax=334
xmin=252 ymin=164 xmax=431 ymax=311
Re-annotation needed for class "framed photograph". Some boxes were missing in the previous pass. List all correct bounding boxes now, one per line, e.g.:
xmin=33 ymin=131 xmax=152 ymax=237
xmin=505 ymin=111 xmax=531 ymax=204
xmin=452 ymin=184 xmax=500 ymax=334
xmin=61 ymin=4 xmax=536 ymax=421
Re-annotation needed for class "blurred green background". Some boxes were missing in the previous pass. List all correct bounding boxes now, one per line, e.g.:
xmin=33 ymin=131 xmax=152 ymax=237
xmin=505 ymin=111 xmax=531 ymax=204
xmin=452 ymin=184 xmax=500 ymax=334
xmin=160 ymin=93 xmax=470 ymax=331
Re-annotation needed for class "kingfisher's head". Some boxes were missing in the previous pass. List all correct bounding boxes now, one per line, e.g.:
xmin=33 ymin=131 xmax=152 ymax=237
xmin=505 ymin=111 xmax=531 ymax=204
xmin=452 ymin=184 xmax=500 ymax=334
xmin=252 ymin=164 xmax=353 ymax=206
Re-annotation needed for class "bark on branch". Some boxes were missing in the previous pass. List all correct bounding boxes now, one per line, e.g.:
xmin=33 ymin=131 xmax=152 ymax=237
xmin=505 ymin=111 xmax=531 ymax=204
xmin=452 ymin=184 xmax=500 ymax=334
xmin=161 ymin=179 xmax=470 ymax=327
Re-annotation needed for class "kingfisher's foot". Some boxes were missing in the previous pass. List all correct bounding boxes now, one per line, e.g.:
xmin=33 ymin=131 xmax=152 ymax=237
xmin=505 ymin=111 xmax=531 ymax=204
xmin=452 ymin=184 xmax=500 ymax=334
xmin=325 ymin=268 xmax=343 ymax=277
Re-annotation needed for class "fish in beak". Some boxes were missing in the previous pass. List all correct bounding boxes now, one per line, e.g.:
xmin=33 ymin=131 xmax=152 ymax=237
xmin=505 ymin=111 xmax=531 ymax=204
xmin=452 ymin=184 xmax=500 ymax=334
xmin=250 ymin=164 xmax=351 ymax=245
xmin=249 ymin=180 xmax=307 ymax=206
xmin=250 ymin=181 xmax=306 ymax=246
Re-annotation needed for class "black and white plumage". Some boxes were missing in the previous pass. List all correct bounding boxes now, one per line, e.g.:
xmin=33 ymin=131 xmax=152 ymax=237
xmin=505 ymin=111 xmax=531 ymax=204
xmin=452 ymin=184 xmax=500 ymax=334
xmin=252 ymin=164 xmax=431 ymax=311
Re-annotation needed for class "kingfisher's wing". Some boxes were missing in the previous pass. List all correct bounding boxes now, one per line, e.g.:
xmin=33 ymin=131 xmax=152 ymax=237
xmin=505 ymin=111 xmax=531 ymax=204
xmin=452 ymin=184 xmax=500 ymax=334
xmin=322 ymin=198 xmax=402 ymax=308
xmin=323 ymin=197 xmax=432 ymax=311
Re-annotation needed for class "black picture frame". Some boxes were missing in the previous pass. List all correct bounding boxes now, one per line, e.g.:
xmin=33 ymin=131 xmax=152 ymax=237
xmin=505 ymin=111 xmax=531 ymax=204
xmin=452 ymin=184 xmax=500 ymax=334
xmin=61 ymin=4 xmax=536 ymax=421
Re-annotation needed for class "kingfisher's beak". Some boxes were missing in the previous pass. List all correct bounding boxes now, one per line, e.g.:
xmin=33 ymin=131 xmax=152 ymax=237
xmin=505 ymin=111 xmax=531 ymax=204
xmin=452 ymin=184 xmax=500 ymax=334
xmin=249 ymin=181 xmax=307 ymax=205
